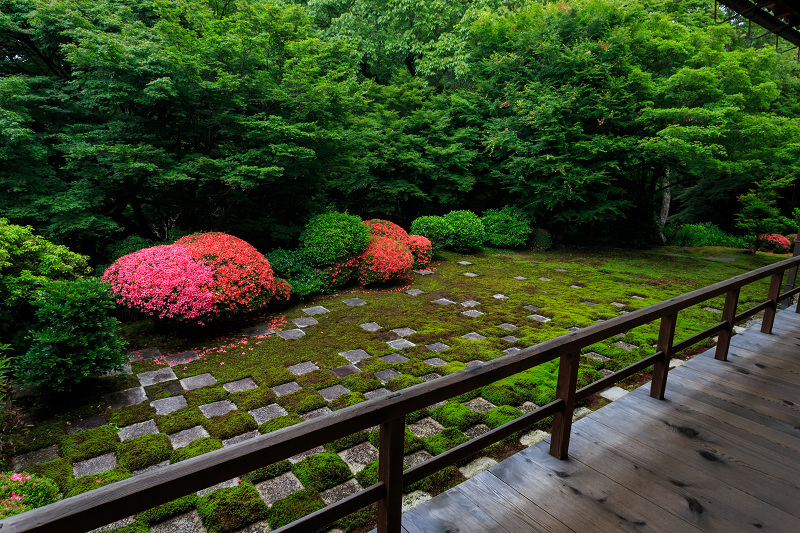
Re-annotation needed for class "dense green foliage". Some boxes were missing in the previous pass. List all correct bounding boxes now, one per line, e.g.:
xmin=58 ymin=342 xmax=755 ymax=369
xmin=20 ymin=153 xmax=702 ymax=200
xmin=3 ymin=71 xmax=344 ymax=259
xmin=481 ymin=207 xmax=532 ymax=248
xmin=443 ymin=210 xmax=485 ymax=253
xmin=299 ymin=212 xmax=370 ymax=267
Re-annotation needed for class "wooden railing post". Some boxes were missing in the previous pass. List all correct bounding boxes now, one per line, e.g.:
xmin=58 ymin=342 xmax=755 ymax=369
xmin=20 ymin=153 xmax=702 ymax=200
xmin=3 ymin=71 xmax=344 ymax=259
xmin=377 ymin=417 xmax=404 ymax=533
xmin=779 ymin=229 xmax=800 ymax=309
xmin=715 ymin=288 xmax=740 ymax=361
xmin=650 ymin=312 xmax=677 ymax=400
xmin=761 ymin=272 xmax=783 ymax=334
xmin=549 ymin=351 xmax=580 ymax=460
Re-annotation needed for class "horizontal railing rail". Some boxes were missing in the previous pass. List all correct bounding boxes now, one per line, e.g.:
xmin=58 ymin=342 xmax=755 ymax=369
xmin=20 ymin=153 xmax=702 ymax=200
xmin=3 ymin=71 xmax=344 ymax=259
xmin=5 ymin=254 xmax=800 ymax=533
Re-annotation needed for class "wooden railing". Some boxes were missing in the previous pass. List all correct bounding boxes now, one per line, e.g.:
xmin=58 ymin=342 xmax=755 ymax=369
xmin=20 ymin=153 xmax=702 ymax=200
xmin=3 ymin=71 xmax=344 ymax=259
xmin=5 ymin=255 xmax=800 ymax=533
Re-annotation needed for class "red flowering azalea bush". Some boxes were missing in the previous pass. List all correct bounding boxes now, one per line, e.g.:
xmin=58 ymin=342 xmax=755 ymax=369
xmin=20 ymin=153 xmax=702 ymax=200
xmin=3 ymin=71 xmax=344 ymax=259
xmin=530 ymin=228 xmax=553 ymax=252
xmin=357 ymin=236 xmax=413 ymax=286
xmin=757 ymin=234 xmax=791 ymax=254
xmin=102 ymin=245 xmax=217 ymax=322
xmin=408 ymin=235 xmax=433 ymax=268
xmin=0 ymin=472 xmax=61 ymax=518
xmin=364 ymin=219 xmax=410 ymax=246
xmin=324 ymin=256 xmax=360 ymax=288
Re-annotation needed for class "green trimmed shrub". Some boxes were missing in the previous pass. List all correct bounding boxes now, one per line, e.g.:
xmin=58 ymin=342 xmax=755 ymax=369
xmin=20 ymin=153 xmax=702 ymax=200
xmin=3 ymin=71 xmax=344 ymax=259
xmin=27 ymin=458 xmax=72 ymax=493
xmin=300 ymin=212 xmax=370 ymax=267
xmin=386 ymin=375 xmax=423 ymax=391
xmin=443 ymin=210 xmax=484 ymax=253
xmin=68 ymin=467 xmax=131 ymax=497
xmin=154 ymin=407 xmax=204 ymax=434
xmin=276 ymin=389 xmax=326 ymax=414
xmin=136 ymin=494 xmax=198 ymax=525
xmin=117 ymin=433 xmax=172 ymax=471
xmin=410 ymin=216 xmax=452 ymax=252
xmin=60 ymin=426 xmax=119 ymax=462
xmin=170 ymin=437 xmax=223 ymax=463
xmin=265 ymin=249 xmax=326 ymax=300
xmin=18 ymin=279 xmax=126 ymax=393
xmin=665 ymin=222 xmax=747 ymax=248
xmin=268 ymin=488 xmax=325 ymax=529
xmin=481 ymin=207 xmax=532 ymax=248
xmin=485 ymin=405 xmax=524 ymax=429
xmin=230 ymin=387 xmax=277 ymax=411
xmin=431 ymin=401 xmax=484 ymax=431
xmin=0 ymin=472 xmax=60 ymax=517
xmin=258 ymin=414 xmax=304 ymax=435
xmin=240 ymin=459 xmax=291 ymax=484
xmin=425 ymin=428 xmax=468 ymax=455
xmin=291 ymin=452 xmax=351 ymax=492
xmin=202 ymin=411 xmax=258 ymax=441
xmin=196 ymin=483 xmax=268 ymax=533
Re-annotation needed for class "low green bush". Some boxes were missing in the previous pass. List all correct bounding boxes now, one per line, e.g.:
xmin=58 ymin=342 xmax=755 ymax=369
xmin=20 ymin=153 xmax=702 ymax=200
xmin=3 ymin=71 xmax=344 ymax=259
xmin=202 ymin=411 xmax=258 ymax=441
xmin=481 ymin=206 xmax=532 ymax=248
xmin=431 ymin=401 xmax=484 ymax=431
xmin=60 ymin=425 xmax=119 ymax=462
xmin=291 ymin=452 xmax=351 ymax=492
xmin=443 ymin=210 xmax=484 ymax=253
xmin=196 ymin=483 xmax=268 ymax=533
xmin=258 ymin=414 xmax=304 ymax=435
xmin=170 ymin=437 xmax=223 ymax=463
xmin=265 ymin=249 xmax=326 ymax=300
xmin=300 ymin=212 xmax=370 ymax=267
xmin=268 ymin=488 xmax=325 ymax=529
xmin=0 ymin=472 xmax=61 ymax=518
xmin=410 ymin=216 xmax=452 ymax=252
xmin=117 ymin=433 xmax=172 ymax=471
xmin=665 ymin=223 xmax=747 ymax=248
xmin=136 ymin=494 xmax=198 ymax=525
xmin=240 ymin=459 xmax=291 ymax=484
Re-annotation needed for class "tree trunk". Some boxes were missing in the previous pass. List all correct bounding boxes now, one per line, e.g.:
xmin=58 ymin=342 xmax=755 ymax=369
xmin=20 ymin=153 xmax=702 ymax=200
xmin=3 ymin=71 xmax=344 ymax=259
xmin=657 ymin=167 xmax=671 ymax=244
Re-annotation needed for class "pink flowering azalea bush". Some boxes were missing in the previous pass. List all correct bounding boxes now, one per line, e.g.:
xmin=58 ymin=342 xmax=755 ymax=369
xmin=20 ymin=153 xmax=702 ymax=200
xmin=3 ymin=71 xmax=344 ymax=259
xmin=357 ymin=236 xmax=413 ymax=286
xmin=407 ymin=235 xmax=433 ymax=268
xmin=757 ymin=233 xmax=791 ymax=254
xmin=364 ymin=219 xmax=411 ymax=245
xmin=0 ymin=472 xmax=60 ymax=518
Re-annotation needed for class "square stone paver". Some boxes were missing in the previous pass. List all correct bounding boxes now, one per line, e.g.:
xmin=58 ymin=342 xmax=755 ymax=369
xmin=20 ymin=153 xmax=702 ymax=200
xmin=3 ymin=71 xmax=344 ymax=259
xmin=461 ymin=310 xmax=484 ymax=317
xmin=249 ymin=404 xmax=288 ymax=425
xmin=392 ymin=327 xmax=416 ymax=337
xmin=360 ymin=322 xmax=382 ymax=332
xmin=462 ymin=332 xmax=486 ymax=341
xmin=457 ymin=261 xmax=473 ymax=265
xmin=271 ymin=382 xmax=302 ymax=397
xmin=339 ymin=442 xmax=380 ymax=475
xmin=523 ymin=305 xmax=541 ymax=312
xmin=13 ymin=445 xmax=60 ymax=472
xmin=381 ymin=353 xmax=409 ymax=364
xmin=302 ymin=305 xmax=329 ymax=315
xmin=105 ymin=387 xmax=146 ymax=409
xmin=321 ymin=478 xmax=363 ymax=505
xmin=504 ymin=347 xmax=521 ymax=355
xmin=465 ymin=360 xmax=484 ymax=367
xmin=277 ymin=328 xmax=305 ymax=340
xmin=197 ymin=478 xmax=239 ymax=498
xmin=425 ymin=342 xmax=450 ymax=353
xmin=459 ymin=457 xmax=498 ymax=479
xmin=414 ymin=269 xmax=434 ymax=275
xmin=611 ymin=302 xmax=626 ymax=308
xmin=465 ymin=424 xmax=490 ymax=439
xmin=513 ymin=276 xmax=527 ymax=280
xmin=632 ymin=295 xmax=646 ymax=300
xmin=404 ymin=450 xmax=434 ymax=467
xmin=600 ymin=386 xmax=629 ymax=402
xmin=343 ymin=297 xmax=367 ymax=307
xmin=150 ymin=510 xmax=205 ymax=533
xmin=340 ymin=349 xmax=371 ymax=364
xmin=519 ymin=401 xmax=539 ymax=414
xmin=406 ymin=289 xmax=425 ymax=296
xmin=432 ymin=298 xmax=456 ymax=305
xmin=365 ymin=388 xmax=392 ymax=400
xmin=169 ymin=426 xmax=210 ymax=449
xmin=423 ymin=357 xmax=447 ymax=367
xmin=420 ymin=373 xmax=441 ymax=382
xmin=520 ymin=429 xmax=549 ymax=447
xmin=570 ymin=285 xmax=583 ymax=289
xmin=129 ymin=347 xmax=163 ymax=361
xmin=88 ymin=517 xmax=135 ymax=533
xmin=613 ymin=341 xmax=637 ymax=351
xmin=73 ymin=453 xmax=117 ymax=478
xmin=529 ymin=314 xmax=551 ymax=323
xmin=492 ymin=294 xmax=508 ymax=299
xmin=137 ymin=368 xmax=177 ymax=387
xmin=584 ymin=352 xmax=610 ymax=362
xmin=222 ymin=430 xmax=259 ymax=447
xmin=199 ymin=400 xmax=237 ymax=418
xmin=501 ymin=335 xmax=519 ymax=342
xmin=256 ymin=472 xmax=304 ymax=506
xmin=461 ymin=300 xmax=480 ymax=307
xmin=582 ymin=301 xmax=597 ymax=306
xmin=319 ymin=385 xmax=350 ymax=402
xmin=223 ymin=377 xmax=258 ymax=393
xmin=244 ymin=325 xmax=274 ymax=337
xmin=289 ymin=445 xmax=325 ymax=464
xmin=599 ymin=369 xmax=614 ymax=377
xmin=132 ymin=461 xmax=169 ymax=477
xmin=151 ymin=395 xmax=187 ymax=415
xmin=387 ymin=339 xmax=416 ymax=350
xmin=568 ymin=327 xmax=581 ymax=332
xmin=703 ymin=306 xmax=722 ymax=313
xmin=180 ymin=373 xmax=217 ymax=391
xmin=67 ymin=415 xmax=106 ymax=435
xmin=464 ymin=397 xmax=496 ymax=413
xmin=464 ymin=272 xmax=478 ymax=277
xmin=166 ymin=351 xmax=198 ymax=366
xmin=287 ymin=361 xmax=318 ymax=375
xmin=375 ymin=369 xmax=402 ymax=384
xmin=332 ymin=364 xmax=361 ymax=378
xmin=302 ymin=407 xmax=332 ymax=420
xmin=538 ymin=277 xmax=552 ymax=282
xmin=292 ymin=317 xmax=318 ymax=328
xmin=117 ymin=420 xmax=158 ymax=441
xmin=408 ymin=417 xmax=445 ymax=438
xmin=498 ymin=323 xmax=517 ymax=331
xmin=554 ymin=268 xmax=567 ymax=272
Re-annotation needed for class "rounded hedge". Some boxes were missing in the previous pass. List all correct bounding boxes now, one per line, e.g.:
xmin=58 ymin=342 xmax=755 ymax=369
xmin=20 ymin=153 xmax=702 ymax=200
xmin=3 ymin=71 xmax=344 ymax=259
xmin=481 ymin=206 xmax=532 ymax=248
xmin=443 ymin=210 xmax=485 ymax=253
xmin=364 ymin=219 xmax=410 ymax=245
xmin=0 ymin=472 xmax=61 ymax=518
xmin=407 ymin=235 xmax=433 ymax=268
xmin=300 ymin=212 xmax=370 ymax=267
xmin=357 ymin=236 xmax=413 ymax=286
xmin=410 ymin=216 xmax=451 ymax=252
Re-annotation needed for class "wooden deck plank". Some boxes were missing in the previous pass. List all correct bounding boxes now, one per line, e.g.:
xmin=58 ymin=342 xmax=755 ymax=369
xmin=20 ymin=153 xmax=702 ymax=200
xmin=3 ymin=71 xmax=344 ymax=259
xmin=400 ymin=483 xmax=515 ymax=533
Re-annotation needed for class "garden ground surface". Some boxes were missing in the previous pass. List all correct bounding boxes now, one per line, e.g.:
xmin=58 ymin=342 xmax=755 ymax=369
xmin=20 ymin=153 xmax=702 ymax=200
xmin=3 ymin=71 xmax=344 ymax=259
xmin=5 ymin=246 xmax=788 ymax=532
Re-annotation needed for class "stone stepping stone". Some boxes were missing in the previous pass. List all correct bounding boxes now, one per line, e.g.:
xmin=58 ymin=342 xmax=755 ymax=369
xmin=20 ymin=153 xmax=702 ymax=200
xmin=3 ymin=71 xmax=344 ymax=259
xmin=463 ymin=272 xmax=478 ymax=278
xmin=375 ymin=369 xmax=402 ymax=384
xmin=249 ymin=404 xmax=288 ymax=425
xmin=132 ymin=461 xmax=169 ymax=477
xmin=610 ymin=302 xmax=626 ymax=308
xmin=498 ymin=323 xmax=517 ymax=331
xmin=321 ymin=478 xmax=363 ymax=505
xmin=703 ymin=306 xmax=722 ymax=313
xmin=387 ymin=338 xmax=416 ymax=350
xmin=137 ymin=368 xmax=177 ymax=387
xmin=277 ymin=328 xmax=305 ymax=340
xmin=523 ymin=305 xmax=541 ymax=312
xmin=599 ymin=369 xmax=614 ymax=377
xmin=302 ymin=407 xmax=331 ymax=420
xmin=289 ymin=445 xmax=325 ymax=464
xmin=180 ymin=373 xmax=217 ymax=391
xmin=461 ymin=300 xmax=480 ymax=307
xmin=567 ymin=327 xmax=580 ymax=332
xmin=222 ymin=377 xmax=258 ymax=393
xmin=292 ymin=317 xmax=318 ymax=328
xmin=432 ymin=298 xmax=456 ymax=305
xmin=364 ymin=388 xmax=391 ymax=400
xmin=528 ymin=314 xmax=551 ymax=323
xmin=513 ymin=276 xmax=527 ymax=280
xmin=340 ymin=349 xmax=371 ymax=364
xmin=582 ymin=301 xmax=598 ymax=306
xmin=465 ymin=360 xmax=484 ymax=367
xmin=420 ymin=373 xmax=441 ymax=382
xmin=404 ymin=450 xmax=433 ymax=468
xmin=414 ymin=269 xmax=435 ymax=275
xmin=150 ymin=395 xmax=187 ymax=415
xmin=256 ymin=472 xmax=304 ymax=506
xmin=464 ymin=424 xmax=490 ymax=439
xmin=381 ymin=353 xmax=409 ymax=364
xmin=492 ymin=294 xmax=508 ymax=299
xmin=573 ymin=407 xmax=592 ymax=421
xmin=200 ymin=400 xmax=237 ymax=418
xmin=88 ymin=517 xmax=134 ymax=533
xmin=271 ymin=382 xmax=302 ymax=397
xmin=423 ymin=357 xmax=447 ymax=367
xmin=105 ymin=387 xmax=146 ymax=409
xmin=339 ymin=442 xmax=379 ymax=474
xmin=222 ymin=430 xmax=259 ymax=447
xmin=12 ymin=445 xmax=60 ymax=473
xmin=408 ymin=417 xmax=444 ymax=438
xmin=360 ymin=322 xmax=382 ymax=332
xmin=343 ymin=297 xmax=367 ymax=307
xmin=128 ymin=347 xmax=162 ymax=361
xmin=570 ymin=285 xmax=584 ymax=289
xmin=403 ymin=491 xmax=433 ymax=513
xmin=459 ymin=457 xmax=497 ymax=479
xmin=669 ymin=359 xmax=685 ymax=368
xmin=166 ymin=351 xmax=198 ymax=366
xmin=464 ymin=397 xmax=496 ymax=414
xmin=462 ymin=332 xmax=485 ymax=341
xmin=287 ymin=361 xmax=318 ymax=376
xmin=457 ymin=261 xmax=473 ymax=265
xmin=461 ymin=310 xmax=484 ymax=317
xmin=600 ymin=386 xmax=629 ymax=402
xmin=583 ymin=352 xmax=610 ymax=362
xmin=67 ymin=415 xmax=106 ymax=435
xmin=302 ymin=305 xmax=329 ymax=315
xmin=501 ymin=335 xmax=519 ymax=342
xmin=554 ymin=268 xmax=567 ymax=272
xmin=538 ymin=277 xmax=552 ymax=281
xmin=117 ymin=420 xmax=158 ymax=441
xmin=617 ymin=281 xmax=630 ymax=285
xmin=632 ymin=295 xmax=646 ymax=300
xmin=169 ymin=426 xmax=209 ymax=449
xmin=425 ymin=342 xmax=450 ymax=353
xmin=319 ymin=385 xmax=350 ymax=402
xmin=150 ymin=510 xmax=205 ymax=533
xmin=519 ymin=401 xmax=540 ymax=414
xmin=332 ymin=364 xmax=361 ymax=378
xmin=613 ymin=341 xmax=637 ymax=351
xmin=405 ymin=288 xmax=425 ymax=297
xmin=392 ymin=327 xmax=416 ymax=337
xmin=520 ymin=429 xmax=549 ymax=447
xmin=197 ymin=478 xmax=239 ymax=497
xmin=73 ymin=453 xmax=117 ymax=478
xmin=244 ymin=325 xmax=274 ymax=337
xmin=503 ymin=347 xmax=521 ymax=355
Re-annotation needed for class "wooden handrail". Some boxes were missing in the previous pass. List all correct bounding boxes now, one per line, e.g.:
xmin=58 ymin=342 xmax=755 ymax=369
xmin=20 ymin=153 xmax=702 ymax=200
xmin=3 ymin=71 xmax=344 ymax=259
xmin=5 ymin=254 xmax=800 ymax=533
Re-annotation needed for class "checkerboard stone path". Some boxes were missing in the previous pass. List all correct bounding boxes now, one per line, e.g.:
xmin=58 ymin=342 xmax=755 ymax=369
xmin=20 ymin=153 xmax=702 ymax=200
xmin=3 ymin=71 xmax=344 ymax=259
xmin=199 ymin=400 xmax=236 ymax=418
xmin=271 ymin=382 xmax=301 ymax=396
xmin=166 ymin=351 xmax=198 ymax=366
xmin=392 ymin=327 xmax=416 ymax=337
xmin=243 ymin=324 xmax=274 ymax=337
xmin=319 ymin=385 xmax=350 ymax=401
xmin=387 ymin=338 xmax=415 ymax=349
xmin=287 ymin=361 xmax=318 ymax=375
xmin=375 ymin=369 xmax=401 ymax=384
xmin=292 ymin=317 xmax=318 ymax=328
xmin=118 ymin=420 xmax=158 ymax=441
xmin=340 ymin=349 xmax=371 ymax=364
xmin=423 ymin=357 xmax=446 ymax=367
xmin=462 ymin=332 xmax=485 ymax=341
xmin=151 ymin=396 xmax=187 ymax=415
xmin=432 ymin=298 xmax=456 ymax=305
xmin=302 ymin=305 xmax=329 ymax=315
xmin=342 ymin=297 xmax=366 ymax=306
xmin=222 ymin=377 xmax=258 ymax=393
xmin=425 ymin=342 xmax=449 ymax=352
xmin=381 ymin=353 xmax=409 ymax=364
xmin=277 ymin=328 xmax=305 ymax=340
xmin=249 ymin=404 xmax=288 ymax=425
